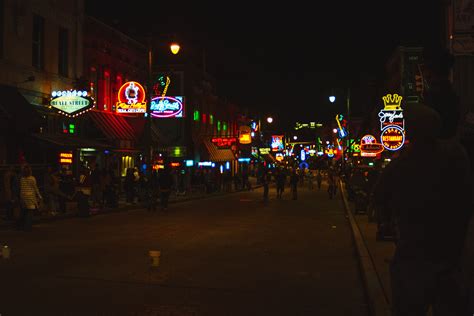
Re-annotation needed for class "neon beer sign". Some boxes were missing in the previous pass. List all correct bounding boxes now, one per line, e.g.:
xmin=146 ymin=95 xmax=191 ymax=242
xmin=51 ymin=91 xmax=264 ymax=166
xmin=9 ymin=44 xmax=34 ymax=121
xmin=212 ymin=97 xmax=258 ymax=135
xmin=116 ymin=81 xmax=146 ymax=113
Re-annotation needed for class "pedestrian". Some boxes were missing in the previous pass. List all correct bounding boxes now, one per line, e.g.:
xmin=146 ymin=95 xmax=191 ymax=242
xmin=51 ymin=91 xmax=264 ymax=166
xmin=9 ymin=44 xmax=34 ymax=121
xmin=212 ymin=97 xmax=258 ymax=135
xmin=3 ymin=166 xmax=17 ymax=221
xmin=275 ymin=168 xmax=286 ymax=199
xmin=124 ymin=168 xmax=135 ymax=204
xmin=146 ymin=169 xmax=159 ymax=212
xmin=261 ymin=170 xmax=271 ymax=204
xmin=316 ymin=170 xmax=322 ymax=190
xmin=327 ymin=171 xmax=337 ymax=199
xmin=18 ymin=165 xmax=42 ymax=231
xmin=373 ymin=103 xmax=472 ymax=315
xmin=307 ymin=170 xmax=314 ymax=190
xmin=290 ymin=169 xmax=299 ymax=200
xmin=158 ymin=167 xmax=173 ymax=211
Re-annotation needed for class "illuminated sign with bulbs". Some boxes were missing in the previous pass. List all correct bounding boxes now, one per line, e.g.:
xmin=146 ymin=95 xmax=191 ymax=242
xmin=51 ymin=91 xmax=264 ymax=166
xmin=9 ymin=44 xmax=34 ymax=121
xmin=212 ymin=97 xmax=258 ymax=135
xmin=50 ymin=90 xmax=94 ymax=117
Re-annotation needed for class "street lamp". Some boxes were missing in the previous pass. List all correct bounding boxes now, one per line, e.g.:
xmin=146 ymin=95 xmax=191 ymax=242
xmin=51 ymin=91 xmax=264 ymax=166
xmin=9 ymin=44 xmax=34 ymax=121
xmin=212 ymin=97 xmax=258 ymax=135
xmin=266 ymin=116 xmax=273 ymax=124
xmin=145 ymin=39 xmax=181 ymax=176
xmin=329 ymin=95 xmax=336 ymax=103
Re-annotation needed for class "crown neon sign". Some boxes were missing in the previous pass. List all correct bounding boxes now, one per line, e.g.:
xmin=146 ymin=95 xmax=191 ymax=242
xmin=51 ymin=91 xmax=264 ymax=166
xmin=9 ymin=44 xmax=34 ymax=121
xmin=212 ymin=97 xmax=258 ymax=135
xmin=379 ymin=94 xmax=406 ymax=151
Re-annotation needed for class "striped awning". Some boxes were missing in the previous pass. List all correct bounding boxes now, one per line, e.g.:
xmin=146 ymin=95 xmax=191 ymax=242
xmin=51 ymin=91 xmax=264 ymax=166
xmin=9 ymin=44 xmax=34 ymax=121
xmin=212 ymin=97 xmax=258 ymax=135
xmin=203 ymin=138 xmax=236 ymax=162
xmin=88 ymin=110 xmax=137 ymax=141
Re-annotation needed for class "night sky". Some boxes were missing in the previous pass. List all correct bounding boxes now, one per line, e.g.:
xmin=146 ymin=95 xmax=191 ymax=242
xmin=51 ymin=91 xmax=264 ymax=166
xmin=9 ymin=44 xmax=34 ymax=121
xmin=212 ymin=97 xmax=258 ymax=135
xmin=86 ymin=0 xmax=442 ymax=129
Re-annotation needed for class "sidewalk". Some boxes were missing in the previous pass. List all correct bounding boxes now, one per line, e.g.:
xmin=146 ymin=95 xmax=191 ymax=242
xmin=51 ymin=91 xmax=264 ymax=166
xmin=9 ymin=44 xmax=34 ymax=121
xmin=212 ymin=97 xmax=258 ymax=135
xmin=339 ymin=180 xmax=393 ymax=316
xmin=0 ymin=177 xmax=261 ymax=231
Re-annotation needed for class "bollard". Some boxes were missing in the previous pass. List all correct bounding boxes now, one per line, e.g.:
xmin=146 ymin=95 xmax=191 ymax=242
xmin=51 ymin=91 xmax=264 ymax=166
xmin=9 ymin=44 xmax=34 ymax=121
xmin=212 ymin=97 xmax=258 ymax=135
xmin=149 ymin=250 xmax=161 ymax=267
xmin=2 ymin=245 xmax=10 ymax=259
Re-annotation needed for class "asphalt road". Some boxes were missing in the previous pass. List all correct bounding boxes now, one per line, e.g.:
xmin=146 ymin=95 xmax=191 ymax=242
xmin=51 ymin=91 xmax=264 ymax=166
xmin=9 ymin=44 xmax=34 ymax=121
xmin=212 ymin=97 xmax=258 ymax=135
xmin=0 ymin=183 xmax=369 ymax=316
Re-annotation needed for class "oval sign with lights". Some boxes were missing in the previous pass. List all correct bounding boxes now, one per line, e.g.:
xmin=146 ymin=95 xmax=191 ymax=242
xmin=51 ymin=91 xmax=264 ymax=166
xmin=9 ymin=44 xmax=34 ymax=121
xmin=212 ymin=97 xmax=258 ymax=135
xmin=381 ymin=125 xmax=405 ymax=151
xmin=150 ymin=96 xmax=184 ymax=118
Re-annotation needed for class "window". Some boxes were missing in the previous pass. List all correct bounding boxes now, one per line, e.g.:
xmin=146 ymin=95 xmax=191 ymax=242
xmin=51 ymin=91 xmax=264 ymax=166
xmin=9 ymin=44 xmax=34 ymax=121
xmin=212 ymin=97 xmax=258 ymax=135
xmin=103 ymin=70 xmax=110 ymax=111
xmin=89 ymin=66 xmax=98 ymax=102
xmin=32 ymin=14 xmax=44 ymax=69
xmin=58 ymin=27 xmax=68 ymax=77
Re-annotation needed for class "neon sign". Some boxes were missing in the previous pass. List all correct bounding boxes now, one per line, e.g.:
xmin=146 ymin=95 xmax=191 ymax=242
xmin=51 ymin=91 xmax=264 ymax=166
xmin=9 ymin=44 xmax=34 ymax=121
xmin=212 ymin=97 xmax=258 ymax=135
xmin=271 ymin=135 xmax=284 ymax=151
xmin=239 ymin=126 xmax=252 ymax=144
xmin=116 ymin=81 xmax=146 ymax=113
xmin=50 ymin=90 xmax=93 ymax=117
xmin=259 ymin=148 xmax=271 ymax=155
xmin=360 ymin=134 xmax=384 ymax=157
xmin=335 ymin=114 xmax=348 ymax=138
xmin=150 ymin=96 xmax=184 ymax=118
xmin=59 ymin=152 xmax=73 ymax=164
xmin=381 ymin=125 xmax=405 ymax=151
xmin=211 ymin=137 xmax=237 ymax=148
xmin=378 ymin=94 xmax=406 ymax=151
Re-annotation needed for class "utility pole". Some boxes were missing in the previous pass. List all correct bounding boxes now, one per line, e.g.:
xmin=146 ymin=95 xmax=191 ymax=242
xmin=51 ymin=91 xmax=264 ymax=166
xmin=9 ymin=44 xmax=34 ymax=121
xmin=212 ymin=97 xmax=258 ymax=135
xmin=145 ymin=36 xmax=153 ymax=178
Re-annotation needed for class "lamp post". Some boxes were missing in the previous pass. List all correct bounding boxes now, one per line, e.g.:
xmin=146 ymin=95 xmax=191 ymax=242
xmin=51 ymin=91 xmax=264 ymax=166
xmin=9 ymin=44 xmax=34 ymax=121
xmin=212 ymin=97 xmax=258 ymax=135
xmin=145 ymin=38 xmax=180 ymax=177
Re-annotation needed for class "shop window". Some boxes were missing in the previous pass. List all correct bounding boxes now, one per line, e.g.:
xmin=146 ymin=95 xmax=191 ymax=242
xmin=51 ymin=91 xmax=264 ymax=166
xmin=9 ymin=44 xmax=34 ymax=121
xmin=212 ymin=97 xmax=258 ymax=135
xmin=121 ymin=156 xmax=134 ymax=177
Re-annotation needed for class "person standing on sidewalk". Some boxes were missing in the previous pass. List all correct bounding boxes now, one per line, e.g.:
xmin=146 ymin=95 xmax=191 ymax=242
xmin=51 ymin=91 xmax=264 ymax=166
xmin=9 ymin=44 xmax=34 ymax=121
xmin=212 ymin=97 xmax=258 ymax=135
xmin=261 ymin=170 xmax=271 ymax=204
xmin=290 ymin=169 xmax=299 ymax=200
xmin=275 ymin=168 xmax=286 ymax=199
xmin=158 ymin=166 xmax=173 ymax=211
xmin=316 ymin=170 xmax=323 ymax=190
xmin=373 ymin=103 xmax=472 ymax=316
xmin=18 ymin=165 xmax=42 ymax=231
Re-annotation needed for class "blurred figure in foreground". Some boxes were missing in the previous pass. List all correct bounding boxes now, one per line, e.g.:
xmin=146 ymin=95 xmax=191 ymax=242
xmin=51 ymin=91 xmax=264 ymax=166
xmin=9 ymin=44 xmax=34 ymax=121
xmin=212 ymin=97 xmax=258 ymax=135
xmin=373 ymin=103 xmax=472 ymax=315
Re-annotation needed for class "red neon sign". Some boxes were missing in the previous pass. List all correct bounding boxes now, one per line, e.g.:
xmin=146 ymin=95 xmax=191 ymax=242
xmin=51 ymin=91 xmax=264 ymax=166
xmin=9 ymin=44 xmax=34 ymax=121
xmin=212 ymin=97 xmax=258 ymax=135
xmin=211 ymin=137 xmax=237 ymax=148
xmin=116 ymin=81 xmax=146 ymax=113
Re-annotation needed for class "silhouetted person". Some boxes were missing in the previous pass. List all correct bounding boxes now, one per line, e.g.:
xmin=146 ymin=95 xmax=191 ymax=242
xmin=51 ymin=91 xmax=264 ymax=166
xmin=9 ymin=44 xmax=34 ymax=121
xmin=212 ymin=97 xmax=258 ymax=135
xmin=275 ymin=169 xmax=286 ymax=199
xmin=261 ymin=170 xmax=271 ymax=204
xmin=18 ymin=165 xmax=42 ymax=231
xmin=290 ymin=169 xmax=299 ymax=200
xmin=158 ymin=167 xmax=173 ymax=211
xmin=373 ymin=103 xmax=472 ymax=315
xmin=422 ymin=47 xmax=462 ymax=139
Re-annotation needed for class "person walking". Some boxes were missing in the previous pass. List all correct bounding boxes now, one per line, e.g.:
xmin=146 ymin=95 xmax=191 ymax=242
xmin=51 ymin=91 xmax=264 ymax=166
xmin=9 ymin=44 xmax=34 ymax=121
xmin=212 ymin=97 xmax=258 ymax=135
xmin=158 ymin=167 xmax=173 ymax=211
xmin=18 ymin=165 xmax=42 ymax=231
xmin=261 ymin=170 xmax=271 ymax=204
xmin=290 ymin=169 xmax=299 ymax=200
xmin=275 ymin=168 xmax=286 ymax=199
xmin=327 ymin=170 xmax=337 ymax=199
xmin=316 ymin=170 xmax=322 ymax=190
xmin=373 ymin=103 xmax=472 ymax=316
xmin=124 ymin=168 xmax=135 ymax=204
xmin=3 ymin=166 xmax=17 ymax=221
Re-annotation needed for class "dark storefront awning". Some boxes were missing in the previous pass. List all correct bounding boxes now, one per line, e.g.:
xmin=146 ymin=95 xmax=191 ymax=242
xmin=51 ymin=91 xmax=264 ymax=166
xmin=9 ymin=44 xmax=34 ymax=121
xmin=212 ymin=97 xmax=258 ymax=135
xmin=88 ymin=110 xmax=137 ymax=141
xmin=0 ymin=84 xmax=43 ymax=133
xmin=261 ymin=153 xmax=277 ymax=163
xmin=32 ymin=133 xmax=111 ymax=149
xmin=202 ymin=138 xmax=236 ymax=162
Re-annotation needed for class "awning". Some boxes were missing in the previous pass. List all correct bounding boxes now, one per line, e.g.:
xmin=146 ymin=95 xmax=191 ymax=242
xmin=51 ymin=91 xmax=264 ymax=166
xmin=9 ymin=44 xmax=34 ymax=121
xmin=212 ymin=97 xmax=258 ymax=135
xmin=32 ymin=133 xmax=111 ymax=148
xmin=202 ymin=138 xmax=236 ymax=162
xmin=0 ymin=84 xmax=43 ymax=133
xmin=88 ymin=110 xmax=137 ymax=141
xmin=261 ymin=153 xmax=277 ymax=163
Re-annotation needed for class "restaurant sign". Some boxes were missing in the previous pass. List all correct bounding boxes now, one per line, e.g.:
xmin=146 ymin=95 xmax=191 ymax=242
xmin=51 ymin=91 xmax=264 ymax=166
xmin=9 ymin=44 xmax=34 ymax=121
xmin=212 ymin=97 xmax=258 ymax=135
xmin=50 ymin=90 xmax=93 ymax=117
xmin=211 ymin=137 xmax=237 ymax=149
xmin=116 ymin=81 xmax=146 ymax=114
xmin=150 ymin=96 xmax=184 ymax=118
xmin=378 ymin=94 xmax=406 ymax=151
xmin=381 ymin=125 xmax=405 ymax=151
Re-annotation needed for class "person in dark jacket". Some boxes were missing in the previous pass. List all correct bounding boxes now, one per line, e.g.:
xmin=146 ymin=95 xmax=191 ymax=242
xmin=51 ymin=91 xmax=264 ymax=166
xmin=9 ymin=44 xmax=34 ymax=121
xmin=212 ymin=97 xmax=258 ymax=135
xmin=158 ymin=167 xmax=173 ymax=211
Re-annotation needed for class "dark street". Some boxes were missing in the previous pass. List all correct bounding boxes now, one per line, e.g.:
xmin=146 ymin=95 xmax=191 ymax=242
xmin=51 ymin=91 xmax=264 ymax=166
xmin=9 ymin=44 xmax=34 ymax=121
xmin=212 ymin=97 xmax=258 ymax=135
xmin=0 ymin=184 xmax=368 ymax=315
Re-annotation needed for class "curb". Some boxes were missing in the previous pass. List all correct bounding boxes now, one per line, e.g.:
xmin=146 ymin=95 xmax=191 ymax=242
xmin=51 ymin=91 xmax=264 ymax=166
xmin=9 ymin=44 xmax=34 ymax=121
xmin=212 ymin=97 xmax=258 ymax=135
xmin=339 ymin=180 xmax=391 ymax=316
xmin=0 ymin=185 xmax=263 ymax=231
